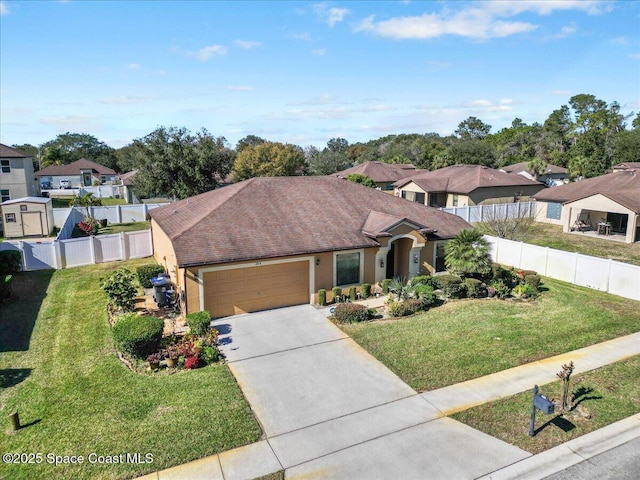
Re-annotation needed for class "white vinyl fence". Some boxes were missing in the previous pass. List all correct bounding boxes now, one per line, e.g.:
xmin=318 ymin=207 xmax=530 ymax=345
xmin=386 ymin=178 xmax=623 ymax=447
xmin=0 ymin=230 xmax=153 ymax=271
xmin=440 ymin=201 xmax=535 ymax=223
xmin=485 ymin=235 xmax=640 ymax=301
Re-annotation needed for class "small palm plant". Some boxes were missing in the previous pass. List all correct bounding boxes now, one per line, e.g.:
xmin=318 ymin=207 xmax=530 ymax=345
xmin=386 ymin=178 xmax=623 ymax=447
xmin=444 ymin=229 xmax=491 ymax=279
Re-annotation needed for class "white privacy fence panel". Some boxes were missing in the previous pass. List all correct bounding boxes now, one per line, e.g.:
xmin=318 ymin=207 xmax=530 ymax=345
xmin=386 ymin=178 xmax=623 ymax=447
xmin=61 ymin=237 xmax=94 ymax=268
xmin=609 ymin=262 xmax=640 ymax=301
xmin=441 ymin=202 xmax=535 ymax=224
xmin=485 ymin=235 xmax=640 ymax=301
xmin=93 ymin=234 xmax=124 ymax=263
xmin=125 ymin=230 xmax=153 ymax=259
xmin=53 ymin=203 xmax=168 ymax=228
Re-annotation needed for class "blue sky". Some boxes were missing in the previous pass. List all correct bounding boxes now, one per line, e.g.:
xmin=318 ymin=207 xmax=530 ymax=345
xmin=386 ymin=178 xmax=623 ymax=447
xmin=1 ymin=1 xmax=639 ymax=150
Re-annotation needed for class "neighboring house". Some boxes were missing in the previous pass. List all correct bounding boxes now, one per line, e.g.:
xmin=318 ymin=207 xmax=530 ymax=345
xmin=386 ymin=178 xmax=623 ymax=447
xmin=0 ymin=144 xmax=38 ymax=202
xmin=612 ymin=162 xmax=640 ymax=172
xmin=333 ymin=161 xmax=423 ymax=193
xmin=119 ymin=170 xmax=139 ymax=204
xmin=533 ymin=169 xmax=640 ymax=244
xmin=35 ymin=158 xmax=117 ymax=189
xmin=1 ymin=197 xmax=55 ymax=239
xmin=149 ymin=176 xmax=470 ymax=318
xmin=499 ymin=161 xmax=569 ymax=186
xmin=394 ymin=164 xmax=545 ymax=208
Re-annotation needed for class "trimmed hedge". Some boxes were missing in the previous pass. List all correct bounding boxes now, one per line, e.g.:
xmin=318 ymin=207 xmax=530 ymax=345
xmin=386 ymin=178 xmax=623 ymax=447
xmin=186 ymin=310 xmax=211 ymax=335
xmin=332 ymin=287 xmax=343 ymax=303
xmin=436 ymin=274 xmax=466 ymax=298
xmin=463 ymin=278 xmax=486 ymax=298
xmin=387 ymin=298 xmax=422 ymax=317
xmin=318 ymin=289 xmax=327 ymax=306
xmin=136 ymin=264 xmax=166 ymax=288
xmin=382 ymin=279 xmax=391 ymax=294
xmin=361 ymin=283 xmax=371 ymax=299
xmin=333 ymin=303 xmax=372 ymax=324
xmin=524 ymin=274 xmax=541 ymax=291
xmin=0 ymin=250 xmax=21 ymax=274
xmin=349 ymin=286 xmax=357 ymax=302
xmin=112 ymin=314 xmax=164 ymax=357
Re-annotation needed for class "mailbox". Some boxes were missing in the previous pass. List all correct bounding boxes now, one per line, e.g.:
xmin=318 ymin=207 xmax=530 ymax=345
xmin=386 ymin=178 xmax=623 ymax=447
xmin=534 ymin=394 xmax=555 ymax=415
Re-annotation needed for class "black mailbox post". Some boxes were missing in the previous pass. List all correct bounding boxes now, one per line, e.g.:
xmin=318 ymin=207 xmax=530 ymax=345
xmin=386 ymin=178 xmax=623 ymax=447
xmin=529 ymin=385 xmax=555 ymax=436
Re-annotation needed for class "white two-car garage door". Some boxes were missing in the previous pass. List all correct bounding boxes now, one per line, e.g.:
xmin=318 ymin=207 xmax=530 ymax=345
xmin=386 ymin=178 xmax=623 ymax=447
xmin=202 ymin=260 xmax=311 ymax=318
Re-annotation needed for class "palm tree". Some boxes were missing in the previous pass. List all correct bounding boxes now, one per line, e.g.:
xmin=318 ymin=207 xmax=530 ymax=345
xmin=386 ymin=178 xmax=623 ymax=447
xmin=444 ymin=229 xmax=491 ymax=279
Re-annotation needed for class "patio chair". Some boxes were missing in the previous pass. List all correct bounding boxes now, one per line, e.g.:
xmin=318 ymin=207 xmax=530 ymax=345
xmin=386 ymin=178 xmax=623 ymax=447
xmin=571 ymin=219 xmax=589 ymax=232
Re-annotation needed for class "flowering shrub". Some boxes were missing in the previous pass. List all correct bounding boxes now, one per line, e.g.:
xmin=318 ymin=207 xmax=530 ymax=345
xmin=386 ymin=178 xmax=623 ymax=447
xmin=184 ymin=356 xmax=201 ymax=369
xmin=79 ymin=217 xmax=101 ymax=236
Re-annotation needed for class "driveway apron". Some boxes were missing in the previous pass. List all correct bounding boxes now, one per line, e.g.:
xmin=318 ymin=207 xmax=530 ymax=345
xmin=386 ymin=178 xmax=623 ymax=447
xmin=212 ymin=305 xmax=530 ymax=477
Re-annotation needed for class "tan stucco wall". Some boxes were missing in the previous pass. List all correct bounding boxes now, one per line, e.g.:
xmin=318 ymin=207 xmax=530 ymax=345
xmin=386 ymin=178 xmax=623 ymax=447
xmin=534 ymin=201 xmax=563 ymax=226
xmin=150 ymin=218 xmax=179 ymax=283
xmin=564 ymin=194 xmax=638 ymax=243
xmin=467 ymin=185 xmax=543 ymax=205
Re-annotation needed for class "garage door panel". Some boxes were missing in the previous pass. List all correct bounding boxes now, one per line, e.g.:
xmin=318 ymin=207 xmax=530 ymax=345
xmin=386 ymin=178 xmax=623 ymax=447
xmin=203 ymin=261 xmax=310 ymax=318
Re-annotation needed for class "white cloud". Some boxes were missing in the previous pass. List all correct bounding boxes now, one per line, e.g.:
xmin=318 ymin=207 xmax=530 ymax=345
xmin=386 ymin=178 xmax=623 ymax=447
xmin=312 ymin=48 xmax=327 ymax=56
xmin=630 ymin=53 xmax=640 ymax=60
xmin=0 ymin=1 xmax=9 ymax=16
xmin=292 ymin=32 xmax=312 ymax=41
xmin=313 ymin=3 xmax=351 ymax=27
xmin=354 ymin=1 xmax=610 ymax=40
xmin=611 ymin=37 xmax=628 ymax=45
xmin=550 ymin=24 xmax=577 ymax=39
xmin=40 ymin=115 xmax=95 ymax=127
xmin=194 ymin=45 xmax=228 ymax=61
xmin=234 ymin=40 xmax=262 ymax=49
xmin=127 ymin=63 xmax=141 ymax=70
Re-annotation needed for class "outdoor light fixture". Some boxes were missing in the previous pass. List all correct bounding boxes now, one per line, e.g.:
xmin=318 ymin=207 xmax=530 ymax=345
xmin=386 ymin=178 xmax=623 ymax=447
xmin=379 ymin=259 xmax=384 ymax=268
xmin=413 ymin=254 xmax=419 ymax=263
xmin=316 ymin=258 xmax=320 ymax=266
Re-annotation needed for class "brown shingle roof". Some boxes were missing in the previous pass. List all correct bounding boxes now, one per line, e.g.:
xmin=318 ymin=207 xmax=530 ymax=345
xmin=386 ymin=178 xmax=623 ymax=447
xmin=394 ymin=164 xmax=543 ymax=193
xmin=334 ymin=161 xmax=422 ymax=183
xmin=35 ymin=158 xmax=116 ymax=176
xmin=533 ymin=170 xmax=640 ymax=213
xmin=501 ymin=161 xmax=567 ymax=175
xmin=149 ymin=176 xmax=471 ymax=267
xmin=0 ymin=144 xmax=32 ymax=158
xmin=119 ymin=170 xmax=138 ymax=186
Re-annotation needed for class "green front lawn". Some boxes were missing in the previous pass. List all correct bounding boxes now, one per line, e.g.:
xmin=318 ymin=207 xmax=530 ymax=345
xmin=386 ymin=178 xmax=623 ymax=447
xmin=452 ymin=355 xmax=640 ymax=454
xmin=475 ymin=222 xmax=640 ymax=266
xmin=98 ymin=221 xmax=150 ymax=234
xmin=341 ymin=277 xmax=640 ymax=392
xmin=0 ymin=260 xmax=261 ymax=480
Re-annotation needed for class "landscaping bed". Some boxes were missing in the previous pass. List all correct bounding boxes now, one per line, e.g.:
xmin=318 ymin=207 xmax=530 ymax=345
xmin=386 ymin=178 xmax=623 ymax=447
xmin=451 ymin=355 xmax=640 ymax=454
xmin=0 ymin=260 xmax=261 ymax=480
xmin=340 ymin=276 xmax=640 ymax=392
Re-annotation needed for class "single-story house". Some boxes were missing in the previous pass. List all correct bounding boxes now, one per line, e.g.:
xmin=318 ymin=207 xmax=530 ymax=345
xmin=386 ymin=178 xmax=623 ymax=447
xmin=334 ymin=161 xmax=423 ymax=193
xmin=394 ymin=164 xmax=545 ymax=207
xmin=148 ymin=176 xmax=470 ymax=318
xmin=119 ymin=170 xmax=139 ymax=204
xmin=1 ymin=197 xmax=55 ymax=239
xmin=533 ymin=169 xmax=640 ymax=244
xmin=499 ymin=161 xmax=569 ymax=186
xmin=35 ymin=159 xmax=117 ymax=189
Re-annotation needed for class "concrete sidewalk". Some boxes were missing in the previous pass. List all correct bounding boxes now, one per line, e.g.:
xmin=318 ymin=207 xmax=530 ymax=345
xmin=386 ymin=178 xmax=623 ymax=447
xmin=139 ymin=319 xmax=640 ymax=480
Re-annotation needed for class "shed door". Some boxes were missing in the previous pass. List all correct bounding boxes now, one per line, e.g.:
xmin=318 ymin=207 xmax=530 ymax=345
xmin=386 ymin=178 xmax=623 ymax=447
xmin=21 ymin=211 xmax=43 ymax=236
xmin=202 ymin=261 xmax=310 ymax=318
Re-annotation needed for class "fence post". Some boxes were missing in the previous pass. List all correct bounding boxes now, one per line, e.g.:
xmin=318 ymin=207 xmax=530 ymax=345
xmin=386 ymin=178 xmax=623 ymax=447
xmin=19 ymin=241 xmax=27 ymax=271
xmin=573 ymin=252 xmax=580 ymax=284
xmin=89 ymin=236 xmax=96 ymax=265
xmin=605 ymin=258 xmax=613 ymax=293
xmin=117 ymin=205 xmax=122 ymax=224
xmin=119 ymin=232 xmax=126 ymax=260
xmin=465 ymin=207 xmax=470 ymax=223
xmin=52 ymin=241 xmax=63 ymax=269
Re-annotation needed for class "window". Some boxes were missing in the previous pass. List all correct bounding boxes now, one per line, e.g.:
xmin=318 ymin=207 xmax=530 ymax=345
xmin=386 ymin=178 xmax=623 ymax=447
xmin=435 ymin=242 xmax=446 ymax=273
xmin=546 ymin=202 xmax=561 ymax=220
xmin=20 ymin=205 xmax=28 ymax=212
xmin=5 ymin=213 xmax=16 ymax=223
xmin=415 ymin=192 xmax=425 ymax=204
xmin=1 ymin=189 xmax=9 ymax=202
xmin=452 ymin=194 xmax=459 ymax=207
xmin=401 ymin=191 xmax=407 ymax=199
xmin=0 ymin=160 xmax=10 ymax=173
xmin=336 ymin=252 xmax=361 ymax=286
xmin=385 ymin=183 xmax=394 ymax=191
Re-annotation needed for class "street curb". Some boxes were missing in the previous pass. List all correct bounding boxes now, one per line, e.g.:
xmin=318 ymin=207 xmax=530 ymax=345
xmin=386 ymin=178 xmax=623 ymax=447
xmin=477 ymin=413 xmax=640 ymax=479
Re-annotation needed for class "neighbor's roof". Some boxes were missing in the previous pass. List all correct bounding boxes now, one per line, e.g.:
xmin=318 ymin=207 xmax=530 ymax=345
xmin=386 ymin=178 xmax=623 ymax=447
xmin=0 ymin=144 xmax=32 ymax=158
xmin=500 ymin=161 xmax=567 ymax=176
xmin=1 ymin=196 xmax=51 ymax=206
xmin=612 ymin=162 xmax=640 ymax=170
xmin=148 ymin=176 xmax=471 ymax=267
xmin=35 ymin=158 xmax=116 ymax=176
xmin=533 ymin=170 xmax=640 ymax=213
xmin=394 ymin=164 xmax=544 ymax=193
xmin=334 ymin=161 xmax=422 ymax=183
xmin=119 ymin=170 xmax=138 ymax=186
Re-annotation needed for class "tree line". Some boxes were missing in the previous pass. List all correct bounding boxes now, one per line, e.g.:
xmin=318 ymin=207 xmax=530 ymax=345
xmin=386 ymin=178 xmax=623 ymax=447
xmin=12 ymin=93 xmax=640 ymax=200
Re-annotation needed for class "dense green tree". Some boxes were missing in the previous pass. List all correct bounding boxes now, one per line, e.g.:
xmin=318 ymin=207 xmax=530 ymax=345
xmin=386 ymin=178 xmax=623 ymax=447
xmin=232 ymin=141 xmax=307 ymax=181
xmin=444 ymin=229 xmax=491 ymax=279
xmin=444 ymin=138 xmax=497 ymax=167
xmin=345 ymin=173 xmax=376 ymax=188
xmin=455 ymin=116 xmax=492 ymax=140
xmin=611 ymin=129 xmax=640 ymax=164
xmin=39 ymin=132 xmax=118 ymax=170
xmin=12 ymin=143 xmax=40 ymax=170
xmin=326 ymin=137 xmax=349 ymax=153
xmin=128 ymin=126 xmax=235 ymax=199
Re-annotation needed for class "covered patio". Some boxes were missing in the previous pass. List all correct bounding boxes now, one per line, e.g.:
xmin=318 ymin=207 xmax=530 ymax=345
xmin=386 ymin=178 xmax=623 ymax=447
xmin=566 ymin=195 xmax=639 ymax=244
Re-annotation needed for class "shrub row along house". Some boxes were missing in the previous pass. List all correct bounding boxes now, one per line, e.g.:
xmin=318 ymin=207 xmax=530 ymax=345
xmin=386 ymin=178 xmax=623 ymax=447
xmin=149 ymin=176 xmax=470 ymax=318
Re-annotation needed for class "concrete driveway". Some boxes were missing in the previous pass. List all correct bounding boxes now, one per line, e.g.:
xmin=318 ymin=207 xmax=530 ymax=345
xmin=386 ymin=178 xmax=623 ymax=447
xmin=211 ymin=305 xmax=530 ymax=477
